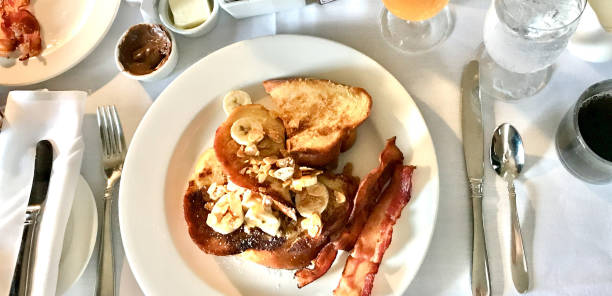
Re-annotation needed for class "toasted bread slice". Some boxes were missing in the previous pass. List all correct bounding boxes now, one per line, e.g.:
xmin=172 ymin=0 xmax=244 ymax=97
xmin=184 ymin=149 xmax=359 ymax=269
xmin=263 ymin=78 xmax=372 ymax=167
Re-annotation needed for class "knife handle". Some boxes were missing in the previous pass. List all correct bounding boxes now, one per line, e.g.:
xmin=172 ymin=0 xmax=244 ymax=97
xmin=10 ymin=206 xmax=41 ymax=296
xmin=470 ymin=179 xmax=491 ymax=296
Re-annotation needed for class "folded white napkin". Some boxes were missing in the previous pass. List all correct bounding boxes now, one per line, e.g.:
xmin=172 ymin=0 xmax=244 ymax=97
xmin=0 ymin=90 xmax=86 ymax=296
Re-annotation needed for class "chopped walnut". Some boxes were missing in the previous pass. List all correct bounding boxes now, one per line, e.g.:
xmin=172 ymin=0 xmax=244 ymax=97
xmin=257 ymin=172 xmax=268 ymax=183
xmin=236 ymin=145 xmax=246 ymax=158
xmin=244 ymin=143 xmax=259 ymax=156
xmin=290 ymin=175 xmax=318 ymax=191
xmin=272 ymin=167 xmax=294 ymax=181
xmin=276 ymin=157 xmax=294 ymax=168
xmin=301 ymin=214 xmax=322 ymax=237
xmin=207 ymin=183 xmax=227 ymax=200
xmin=263 ymin=156 xmax=277 ymax=165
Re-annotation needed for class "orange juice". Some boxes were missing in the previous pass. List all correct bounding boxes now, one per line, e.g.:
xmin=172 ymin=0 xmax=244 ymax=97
xmin=382 ymin=0 xmax=449 ymax=21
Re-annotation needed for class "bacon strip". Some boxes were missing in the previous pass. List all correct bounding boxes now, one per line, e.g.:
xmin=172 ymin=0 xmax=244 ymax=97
xmin=334 ymin=165 xmax=415 ymax=296
xmin=0 ymin=0 xmax=42 ymax=60
xmin=295 ymin=137 xmax=403 ymax=287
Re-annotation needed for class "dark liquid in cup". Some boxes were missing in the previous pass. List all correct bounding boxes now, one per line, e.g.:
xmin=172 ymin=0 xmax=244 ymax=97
xmin=578 ymin=94 xmax=612 ymax=162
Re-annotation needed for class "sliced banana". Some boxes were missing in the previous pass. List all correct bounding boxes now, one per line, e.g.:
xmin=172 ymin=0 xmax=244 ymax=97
xmin=244 ymin=202 xmax=281 ymax=236
xmin=223 ymin=90 xmax=252 ymax=115
xmin=230 ymin=117 xmax=265 ymax=146
xmin=206 ymin=192 xmax=244 ymax=234
xmin=295 ymin=183 xmax=329 ymax=217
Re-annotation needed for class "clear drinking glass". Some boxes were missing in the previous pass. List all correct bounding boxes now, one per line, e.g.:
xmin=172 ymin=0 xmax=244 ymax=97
xmin=380 ymin=0 xmax=453 ymax=53
xmin=556 ymin=79 xmax=612 ymax=184
xmin=479 ymin=0 xmax=587 ymax=101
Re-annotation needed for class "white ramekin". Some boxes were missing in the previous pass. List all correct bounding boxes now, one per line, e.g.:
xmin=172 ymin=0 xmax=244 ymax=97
xmin=115 ymin=24 xmax=179 ymax=82
xmin=158 ymin=0 xmax=220 ymax=38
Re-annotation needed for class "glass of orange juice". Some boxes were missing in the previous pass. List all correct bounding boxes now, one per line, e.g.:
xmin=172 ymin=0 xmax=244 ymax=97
xmin=380 ymin=0 xmax=454 ymax=52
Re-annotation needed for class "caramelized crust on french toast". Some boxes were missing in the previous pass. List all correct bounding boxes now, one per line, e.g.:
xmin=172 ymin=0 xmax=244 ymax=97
xmin=263 ymin=78 xmax=372 ymax=167
xmin=184 ymin=149 xmax=288 ymax=255
xmin=184 ymin=149 xmax=359 ymax=269
xmin=240 ymin=171 xmax=359 ymax=269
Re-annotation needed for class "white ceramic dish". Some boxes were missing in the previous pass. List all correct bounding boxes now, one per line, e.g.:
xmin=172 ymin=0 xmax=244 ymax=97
xmin=159 ymin=0 xmax=220 ymax=37
xmin=0 ymin=0 xmax=121 ymax=86
xmin=115 ymin=24 xmax=179 ymax=82
xmin=219 ymin=0 xmax=305 ymax=19
xmin=119 ymin=35 xmax=439 ymax=296
xmin=57 ymin=176 xmax=98 ymax=295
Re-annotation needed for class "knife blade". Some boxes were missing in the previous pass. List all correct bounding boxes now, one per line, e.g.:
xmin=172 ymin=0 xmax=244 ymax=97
xmin=10 ymin=140 xmax=54 ymax=296
xmin=462 ymin=60 xmax=484 ymax=180
xmin=461 ymin=60 xmax=491 ymax=296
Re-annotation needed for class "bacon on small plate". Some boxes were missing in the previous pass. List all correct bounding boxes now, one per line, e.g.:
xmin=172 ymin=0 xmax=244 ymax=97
xmin=334 ymin=165 xmax=415 ymax=296
xmin=295 ymin=137 xmax=404 ymax=288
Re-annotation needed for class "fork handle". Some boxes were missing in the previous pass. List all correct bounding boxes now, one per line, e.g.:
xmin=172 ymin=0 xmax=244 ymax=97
xmin=96 ymin=185 xmax=115 ymax=296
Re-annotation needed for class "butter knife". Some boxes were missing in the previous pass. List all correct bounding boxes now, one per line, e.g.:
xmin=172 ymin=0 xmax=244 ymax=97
xmin=461 ymin=60 xmax=491 ymax=296
xmin=10 ymin=140 xmax=54 ymax=296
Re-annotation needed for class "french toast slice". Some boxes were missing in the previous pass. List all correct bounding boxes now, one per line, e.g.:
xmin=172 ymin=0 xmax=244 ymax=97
xmin=184 ymin=149 xmax=359 ymax=269
xmin=263 ymin=78 xmax=372 ymax=167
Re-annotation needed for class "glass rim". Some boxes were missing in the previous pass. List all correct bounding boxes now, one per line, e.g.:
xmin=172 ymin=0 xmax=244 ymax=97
xmin=496 ymin=0 xmax=587 ymax=32
xmin=572 ymin=79 xmax=612 ymax=166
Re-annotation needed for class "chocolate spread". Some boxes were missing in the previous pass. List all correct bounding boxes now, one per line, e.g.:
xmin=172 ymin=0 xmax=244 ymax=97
xmin=118 ymin=24 xmax=171 ymax=76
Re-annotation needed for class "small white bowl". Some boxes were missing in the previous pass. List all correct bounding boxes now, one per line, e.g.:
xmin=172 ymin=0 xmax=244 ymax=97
xmin=159 ymin=0 xmax=220 ymax=38
xmin=115 ymin=24 xmax=178 ymax=82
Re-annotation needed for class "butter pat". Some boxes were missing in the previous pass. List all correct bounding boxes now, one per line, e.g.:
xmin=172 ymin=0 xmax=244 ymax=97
xmin=168 ymin=0 xmax=211 ymax=29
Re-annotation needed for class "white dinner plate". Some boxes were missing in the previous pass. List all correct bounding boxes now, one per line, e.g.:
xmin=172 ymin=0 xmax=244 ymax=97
xmin=119 ymin=35 xmax=439 ymax=296
xmin=57 ymin=175 xmax=98 ymax=295
xmin=0 ymin=0 xmax=120 ymax=86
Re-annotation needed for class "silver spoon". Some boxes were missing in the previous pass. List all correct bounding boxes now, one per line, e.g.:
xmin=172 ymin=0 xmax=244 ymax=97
xmin=490 ymin=123 xmax=529 ymax=293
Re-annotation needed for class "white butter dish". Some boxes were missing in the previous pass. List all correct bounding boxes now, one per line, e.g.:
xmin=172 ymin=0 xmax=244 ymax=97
xmin=159 ymin=0 xmax=220 ymax=37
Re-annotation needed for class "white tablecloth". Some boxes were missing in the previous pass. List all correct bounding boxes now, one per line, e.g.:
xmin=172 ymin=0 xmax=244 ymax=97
xmin=1 ymin=0 xmax=610 ymax=295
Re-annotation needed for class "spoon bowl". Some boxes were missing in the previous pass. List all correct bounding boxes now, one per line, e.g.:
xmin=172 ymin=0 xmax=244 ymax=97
xmin=491 ymin=123 xmax=525 ymax=180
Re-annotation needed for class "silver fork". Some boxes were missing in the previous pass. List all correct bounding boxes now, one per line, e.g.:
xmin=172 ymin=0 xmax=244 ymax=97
xmin=96 ymin=105 xmax=126 ymax=296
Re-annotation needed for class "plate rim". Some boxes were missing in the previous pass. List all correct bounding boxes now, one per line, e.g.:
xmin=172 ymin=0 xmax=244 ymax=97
xmin=0 ymin=0 xmax=121 ymax=86
xmin=119 ymin=34 xmax=439 ymax=296
xmin=56 ymin=175 xmax=98 ymax=294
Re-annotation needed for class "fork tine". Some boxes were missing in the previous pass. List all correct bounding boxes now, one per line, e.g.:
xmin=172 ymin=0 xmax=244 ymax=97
xmin=103 ymin=106 xmax=114 ymax=156
xmin=110 ymin=105 xmax=126 ymax=156
xmin=104 ymin=106 xmax=118 ymax=156
xmin=97 ymin=106 xmax=110 ymax=158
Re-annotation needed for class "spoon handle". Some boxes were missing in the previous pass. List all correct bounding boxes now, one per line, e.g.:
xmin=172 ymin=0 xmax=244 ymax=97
xmin=508 ymin=181 xmax=529 ymax=293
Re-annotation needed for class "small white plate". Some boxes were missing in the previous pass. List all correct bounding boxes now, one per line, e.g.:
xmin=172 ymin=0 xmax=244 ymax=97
xmin=0 ymin=0 xmax=121 ymax=86
xmin=56 ymin=175 xmax=98 ymax=295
